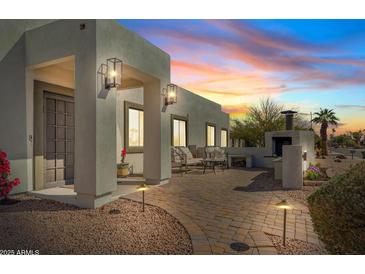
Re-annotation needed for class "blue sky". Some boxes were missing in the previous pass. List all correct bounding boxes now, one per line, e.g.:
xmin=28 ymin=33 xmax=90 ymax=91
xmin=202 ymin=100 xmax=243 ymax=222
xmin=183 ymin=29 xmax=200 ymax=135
xmin=119 ymin=20 xmax=365 ymax=132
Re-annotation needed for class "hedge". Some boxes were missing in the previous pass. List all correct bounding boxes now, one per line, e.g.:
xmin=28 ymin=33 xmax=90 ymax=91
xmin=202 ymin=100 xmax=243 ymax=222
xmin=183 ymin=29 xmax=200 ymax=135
xmin=307 ymin=162 xmax=365 ymax=254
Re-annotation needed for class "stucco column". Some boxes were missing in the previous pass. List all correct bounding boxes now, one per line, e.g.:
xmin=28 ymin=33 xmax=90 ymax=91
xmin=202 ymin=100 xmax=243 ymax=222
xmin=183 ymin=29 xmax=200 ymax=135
xmin=282 ymin=145 xmax=303 ymax=189
xmin=75 ymin=56 xmax=117 ymax=208
xmin=143 ymin=80 xmax=171 ymax=184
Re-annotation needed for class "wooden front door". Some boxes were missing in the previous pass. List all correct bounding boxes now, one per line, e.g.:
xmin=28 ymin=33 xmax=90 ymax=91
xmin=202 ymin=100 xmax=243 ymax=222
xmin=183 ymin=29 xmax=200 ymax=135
xmin=44 ymin=92 xmax=74 ymax=188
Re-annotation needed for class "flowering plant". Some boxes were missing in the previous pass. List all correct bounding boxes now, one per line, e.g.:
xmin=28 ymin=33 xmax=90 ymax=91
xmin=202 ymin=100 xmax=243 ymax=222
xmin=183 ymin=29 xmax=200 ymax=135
xmin=121 ymin=147 xmax=127 ymax=163
xmin=306 ymin=165 xmax=321 ymax=180
xmin=0 ymin=150 xmax=21 ymax=200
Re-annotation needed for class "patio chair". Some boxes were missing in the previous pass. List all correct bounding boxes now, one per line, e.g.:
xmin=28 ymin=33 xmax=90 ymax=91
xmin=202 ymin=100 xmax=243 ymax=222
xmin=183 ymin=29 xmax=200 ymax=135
xmin=204 ymin=146 xmax=228 ymax=169
xmin=177 ymin=146 xmax=203 ymax=173
xmin=171 ymin=147 xmax=184 ymax=172
xmin=205 ymin=147 xmax=227 ymax=162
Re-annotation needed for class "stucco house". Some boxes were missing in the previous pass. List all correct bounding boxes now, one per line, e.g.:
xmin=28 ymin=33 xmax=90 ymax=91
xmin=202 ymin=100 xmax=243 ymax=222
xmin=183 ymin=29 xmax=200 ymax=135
xmin=0 ymin=20 xmax=229 ymax=208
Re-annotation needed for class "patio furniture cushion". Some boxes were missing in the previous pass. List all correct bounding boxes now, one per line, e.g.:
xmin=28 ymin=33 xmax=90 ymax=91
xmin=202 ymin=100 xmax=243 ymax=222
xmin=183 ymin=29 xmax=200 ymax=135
xmin=214 ymin=147 xmax=226 ymax=159
xmin=205 ymin=147 xmax=226 ymax=160
xmin=205 ymin=147 xmax=216 ymax=159
xmin=178 ymin=146 xmax=194 ymax=160
xmin=171 ymin=147 xmax=183 ymax=164
xmin=175 ymin=146 xmax=203 ymax=168
xmin=187 ymin=158 xmax=203 ymax=165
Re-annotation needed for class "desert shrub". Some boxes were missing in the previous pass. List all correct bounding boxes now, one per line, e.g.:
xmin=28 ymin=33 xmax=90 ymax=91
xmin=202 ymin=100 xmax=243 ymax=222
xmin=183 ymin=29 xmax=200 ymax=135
xmin=307 ymin=162 xmax=365 ymax=254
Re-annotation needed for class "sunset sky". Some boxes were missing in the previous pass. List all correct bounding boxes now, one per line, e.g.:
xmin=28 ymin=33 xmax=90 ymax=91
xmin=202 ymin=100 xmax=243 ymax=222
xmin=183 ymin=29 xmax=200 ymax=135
xmin=119 ymin=20 xmax=365 ymax=133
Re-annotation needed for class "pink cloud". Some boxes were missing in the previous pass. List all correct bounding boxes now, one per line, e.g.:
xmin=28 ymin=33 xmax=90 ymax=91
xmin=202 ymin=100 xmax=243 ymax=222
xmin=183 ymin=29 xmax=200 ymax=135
xmin=138 ymin=21 xmax=365 ymax=124
xmin=222 ymin=104 xmax=250 ymax=114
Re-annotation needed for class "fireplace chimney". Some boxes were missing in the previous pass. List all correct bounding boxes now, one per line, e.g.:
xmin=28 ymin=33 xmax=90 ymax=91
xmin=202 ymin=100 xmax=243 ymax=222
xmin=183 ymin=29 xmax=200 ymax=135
xmin=281 ymin=110 xmax=297 ymax=130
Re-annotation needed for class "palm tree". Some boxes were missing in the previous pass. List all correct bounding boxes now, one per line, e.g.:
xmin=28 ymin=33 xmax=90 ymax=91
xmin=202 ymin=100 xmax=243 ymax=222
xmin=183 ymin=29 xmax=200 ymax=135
xmin=312 ymin=108 xmax=339 ymax=156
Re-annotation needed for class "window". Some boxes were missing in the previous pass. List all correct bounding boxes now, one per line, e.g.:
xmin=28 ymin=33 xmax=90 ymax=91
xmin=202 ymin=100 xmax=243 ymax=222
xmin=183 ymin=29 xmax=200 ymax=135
xmin=129 ymin=108 xmax=143 ymax=146
xmin=171 ymin=115 xmax=188 ymax=147
xmin=221 ymin=129 xmax=228 ymax=147
xmin=125 ymin=101 xmax=144 ymax=153
xmin=206 ymin=123 xmax=216 ymax=146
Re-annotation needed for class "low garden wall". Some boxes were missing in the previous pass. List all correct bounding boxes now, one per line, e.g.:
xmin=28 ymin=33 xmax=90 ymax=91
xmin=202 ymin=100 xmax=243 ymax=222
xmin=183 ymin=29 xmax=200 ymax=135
xmin=225 ymin=147 xmax=274 ymax=168
xmin=330 ymin=147 xmax=365 ymax=159
xmin=307 ymin=162 xmax=365 ymax=254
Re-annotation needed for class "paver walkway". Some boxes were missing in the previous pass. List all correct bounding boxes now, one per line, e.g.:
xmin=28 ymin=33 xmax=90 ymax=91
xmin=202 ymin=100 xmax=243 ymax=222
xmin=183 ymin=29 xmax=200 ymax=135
xmin=126 ymin=168 xmax=322 ymax=255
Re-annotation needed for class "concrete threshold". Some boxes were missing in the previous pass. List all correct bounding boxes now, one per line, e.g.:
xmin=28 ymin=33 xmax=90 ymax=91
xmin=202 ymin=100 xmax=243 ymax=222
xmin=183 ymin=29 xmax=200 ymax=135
xmin=30 ymin=187 xmax=78 ymax=207
xmin=29 ymin=180 xmax=161 ymax=208
xmin=117 ymin=177 xmax=145 ymax=185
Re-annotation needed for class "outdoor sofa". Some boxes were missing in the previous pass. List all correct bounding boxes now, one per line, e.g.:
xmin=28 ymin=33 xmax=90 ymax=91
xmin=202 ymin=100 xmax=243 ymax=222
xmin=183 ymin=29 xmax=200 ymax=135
xmin=171 ymin=146 xmax=203 ymax=173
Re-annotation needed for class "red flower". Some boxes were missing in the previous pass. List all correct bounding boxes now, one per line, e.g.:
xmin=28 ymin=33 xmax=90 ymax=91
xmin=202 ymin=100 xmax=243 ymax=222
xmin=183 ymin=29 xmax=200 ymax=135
xmin=121 ymin=148 xmax=127 ymax=163
xmin=0 ymin=151 xmax=7 ymax=160
xmin=12 ymin=178 xmax=20 ymax=186
xmin=0 ymin=150 xmax=20 ymax=198
xmin=121 ymin=148 xmax=127 ymax=158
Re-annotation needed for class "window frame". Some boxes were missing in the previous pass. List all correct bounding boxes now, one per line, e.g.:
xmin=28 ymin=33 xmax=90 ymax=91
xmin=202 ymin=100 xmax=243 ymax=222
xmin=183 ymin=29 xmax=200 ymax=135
xmin=171 ymin=114 xmax=189 ymax=147
xmin=220 ymin=128 xmax=228 ymax=148
xmin=206 ymin=122 xmax=216 ymax=147
xmin=124 ymin=101 xmax=144 ymax=153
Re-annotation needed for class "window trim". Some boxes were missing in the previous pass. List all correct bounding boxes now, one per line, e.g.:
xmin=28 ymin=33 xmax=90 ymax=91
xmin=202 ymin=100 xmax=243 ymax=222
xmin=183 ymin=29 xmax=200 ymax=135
xmin=171 ymin=114 xmax=189 ymax=147
xmin=124 ymin=101 xmax=144 ymax=153
xmin=206 ymin=122 xmax=216 ymax=147
xmin=220 ymin=128 xmax=228 ymax=148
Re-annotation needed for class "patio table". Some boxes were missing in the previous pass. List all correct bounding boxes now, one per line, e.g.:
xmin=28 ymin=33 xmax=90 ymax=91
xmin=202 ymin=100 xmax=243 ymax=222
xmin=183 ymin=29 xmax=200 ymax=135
xmin=201 ymin=159 xmax=226 ymax=174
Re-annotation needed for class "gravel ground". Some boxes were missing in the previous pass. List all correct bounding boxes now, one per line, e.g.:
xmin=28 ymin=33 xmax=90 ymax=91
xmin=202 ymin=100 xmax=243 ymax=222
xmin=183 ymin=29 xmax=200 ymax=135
xmin=266 ymin=233 xmax=327 ymax=255
xmin=0 ymin=195 xmax=192 ymax=255
xmin=283 ymin=186 xmax=318 ymax=205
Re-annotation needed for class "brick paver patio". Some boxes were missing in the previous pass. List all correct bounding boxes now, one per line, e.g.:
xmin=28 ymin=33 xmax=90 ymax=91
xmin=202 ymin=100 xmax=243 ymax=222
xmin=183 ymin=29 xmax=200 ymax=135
xmin=126 ymin=168 xmax=322 ymax=255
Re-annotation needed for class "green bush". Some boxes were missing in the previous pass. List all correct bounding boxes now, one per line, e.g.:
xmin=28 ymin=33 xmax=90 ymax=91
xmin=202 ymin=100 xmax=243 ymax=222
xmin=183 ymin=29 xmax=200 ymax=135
xmin=307 ymin=162 xmax=365 ymax=254
xmin=306 ymin=170 xmax=320 ymax=180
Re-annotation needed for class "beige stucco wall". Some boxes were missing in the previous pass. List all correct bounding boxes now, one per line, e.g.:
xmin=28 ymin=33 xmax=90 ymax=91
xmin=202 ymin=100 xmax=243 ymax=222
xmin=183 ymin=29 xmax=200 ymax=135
xmin=23 ymin=20 xmax=103 ymax=207
xmin=116 ymin=88 xmax=144 ymax=174
xmin=282 ymin=145 xmax=303 ymax=189
xmin=0 ymin=20 xmax=55 ymax=63
xmin=225 ymin=130 xmax=315 ymax=169
xmin=116 ymin=86 xmax=230 ymax=175
xmin=166 ymin=87 xmax=230 ymax=148
xmin=0 ymin=19 xmax=173 ymax=207
xmin=96 ymin=20 xmax=171 ymax=184
xmin=0 ymin=33 xmax=30 ymax=194
xmin=265 ymin=130 xmax=315 ymax=170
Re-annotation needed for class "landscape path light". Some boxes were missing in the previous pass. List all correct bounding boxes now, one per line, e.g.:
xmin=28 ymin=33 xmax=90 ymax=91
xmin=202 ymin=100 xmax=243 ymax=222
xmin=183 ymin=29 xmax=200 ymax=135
xmin=136 ymin=183 xmax=150 ymax=212
xmin=275 ymin=199 xmax=292 ymax=246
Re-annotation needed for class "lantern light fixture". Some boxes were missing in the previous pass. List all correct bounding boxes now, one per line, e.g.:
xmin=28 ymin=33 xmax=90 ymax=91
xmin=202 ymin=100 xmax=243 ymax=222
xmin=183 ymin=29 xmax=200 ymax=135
xmin=302 ymin=150 xmax=307 ymax=161
xmin=162 ymin=84 xmax=177 ymax=106
xmin=98 ymin=58 xmax=123 ymax=90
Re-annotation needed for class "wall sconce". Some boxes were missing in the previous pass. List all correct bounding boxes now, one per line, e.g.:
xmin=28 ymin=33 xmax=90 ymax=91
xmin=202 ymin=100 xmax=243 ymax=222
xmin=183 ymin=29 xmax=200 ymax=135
xmin=98 ymin=58 xmax=123 ymax=90
xmin=302 ymin=151 xmax=307 ymax=161
xmin=162 ymin=84 xmax=177 ymax=106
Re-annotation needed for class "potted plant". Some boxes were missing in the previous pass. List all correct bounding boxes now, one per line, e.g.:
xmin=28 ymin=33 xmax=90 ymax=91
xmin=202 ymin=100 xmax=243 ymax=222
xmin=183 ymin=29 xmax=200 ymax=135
xmin=0 ymin=150 xmax=21 ymax=205
xmin=117 ymin=147 xmax=129 ymax=178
